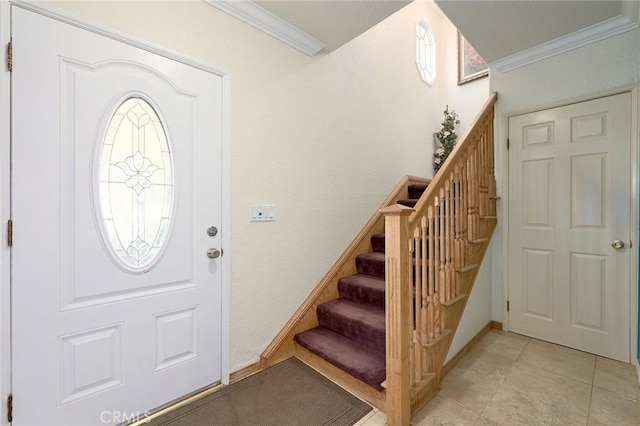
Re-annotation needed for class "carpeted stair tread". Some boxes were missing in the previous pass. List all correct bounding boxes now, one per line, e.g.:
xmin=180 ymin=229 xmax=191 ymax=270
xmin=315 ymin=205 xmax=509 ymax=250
xmin=371 ymin=233 xmax=385 ymax=253
xmin=355 ymin=251 xmax=385 ymax=278
xmin=338 ymin=274 xmax=385 ymax=308
xmin=408 ymin=183 xmax=429 ymax=199
xmin=397 ymin=199 xmax=419 ymax=208
xmin=294 ymin=327 xmax=386 ymax=391
xmin=317 ymin=299 xmax=385 ymax=354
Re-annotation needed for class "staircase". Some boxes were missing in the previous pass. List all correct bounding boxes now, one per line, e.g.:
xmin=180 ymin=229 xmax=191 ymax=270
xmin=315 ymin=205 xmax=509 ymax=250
xmin=293 ymin=183 xmax=429 ymax=392
xmin=260 ymin=93 xmax=498 ymax=425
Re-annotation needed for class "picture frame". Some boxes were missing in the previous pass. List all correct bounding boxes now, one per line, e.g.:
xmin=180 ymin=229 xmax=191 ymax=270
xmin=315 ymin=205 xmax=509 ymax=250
xmin=457 ymin=31 xmax=488 ymax=85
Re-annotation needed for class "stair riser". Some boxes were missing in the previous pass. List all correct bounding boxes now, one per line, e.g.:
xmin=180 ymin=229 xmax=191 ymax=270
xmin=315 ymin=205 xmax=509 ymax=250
xmin=317 ymin=306 xmax=385 ymax=356
xmin=356 ymin=255 xmax=421 ymax=278
xmin=356 ymin=256 xmax=385 ymax=278
xmin=338 ymin=280 xmax=385 ymax=308
xmin=371 ymin=234 xmax=385 ymax=253
xmin=408 ymin=183 xmax=429 ymax=199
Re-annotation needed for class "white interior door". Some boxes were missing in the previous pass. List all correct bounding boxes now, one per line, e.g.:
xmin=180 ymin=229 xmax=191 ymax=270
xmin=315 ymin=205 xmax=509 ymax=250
xmin=11 ymin=7 xmax=224 ymax=425
xmin=508 ymin=93 xmax=631 ymax=362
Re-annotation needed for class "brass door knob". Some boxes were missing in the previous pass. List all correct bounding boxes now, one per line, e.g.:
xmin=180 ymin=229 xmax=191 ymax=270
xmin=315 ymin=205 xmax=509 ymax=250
xmin=611 ymin=240 xmax=625 ymax=249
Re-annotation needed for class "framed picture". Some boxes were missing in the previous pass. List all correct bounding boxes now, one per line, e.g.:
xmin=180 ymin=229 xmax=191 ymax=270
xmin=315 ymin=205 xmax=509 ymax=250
xmin=457 ymin=32 xmax=488 ymax=85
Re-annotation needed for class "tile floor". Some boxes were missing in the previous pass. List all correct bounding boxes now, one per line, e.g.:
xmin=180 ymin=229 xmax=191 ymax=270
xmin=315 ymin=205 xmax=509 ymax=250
xmin=354 ymin=330 xmax=640 ymax=425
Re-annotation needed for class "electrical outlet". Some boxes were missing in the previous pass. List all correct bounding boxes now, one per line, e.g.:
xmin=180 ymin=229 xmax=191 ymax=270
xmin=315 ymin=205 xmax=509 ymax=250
xmin=250 ymin=205 xmax=274 ymax=222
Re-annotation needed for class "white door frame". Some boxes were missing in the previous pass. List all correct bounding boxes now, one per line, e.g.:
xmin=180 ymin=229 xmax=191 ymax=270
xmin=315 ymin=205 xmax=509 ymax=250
xmin=0 ymin=2 xmax=232 ymax=424
xmin=499 ymin=86 xmax=639 ymax=365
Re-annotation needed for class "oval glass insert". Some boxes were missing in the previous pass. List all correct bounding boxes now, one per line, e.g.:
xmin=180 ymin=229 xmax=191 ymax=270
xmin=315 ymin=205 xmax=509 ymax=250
xmin=98 ymin=97 xmax=174 ymax=271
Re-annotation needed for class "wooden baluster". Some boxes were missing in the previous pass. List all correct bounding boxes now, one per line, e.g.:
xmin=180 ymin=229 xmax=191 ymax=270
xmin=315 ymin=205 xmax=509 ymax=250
xmin=470 ymin=148 xmax=479 ymax=241
xmin=477 ymin=132 xmax=488 ymax=220
xmin=413 ymin=229 xmax=421 ymax=385
xmin=454 ymin=165 xmax=462 ymax=274
xmin=488 ymin=109 xmax=497 ymax=216
xmin=483 ymin=123 xmax=490 ymax=217
xmin=438 ymin=189 xmax=447 ymax=304
xmin=444 ymin=180 xmax=453 ymax=300
xmin=420 ymin=217 xmax=429 ymax=375
xmin=460 ymin=159 xmax=468 ymax=267
xmin=475 ymin=146 xmax=481 ymax=235
xmin=433 ymin=200 xmax=441 ymax=336
xmin=427 ymin=206 xmax=436 ymax=339
xmin=448 ymin=177 xmax=457 ymax=298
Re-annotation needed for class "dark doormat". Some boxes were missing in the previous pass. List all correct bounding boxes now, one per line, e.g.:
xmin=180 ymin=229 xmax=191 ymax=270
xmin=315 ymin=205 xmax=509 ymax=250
xmin=148 ymin=357 xmax=373 ymax=426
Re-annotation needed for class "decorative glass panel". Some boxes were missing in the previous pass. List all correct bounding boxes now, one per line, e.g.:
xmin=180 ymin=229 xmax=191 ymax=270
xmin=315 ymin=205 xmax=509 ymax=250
xmin=416 ymin=20 xmax=435 ymax=85
xmin=98 ymin=97 xmax=173 ymax=271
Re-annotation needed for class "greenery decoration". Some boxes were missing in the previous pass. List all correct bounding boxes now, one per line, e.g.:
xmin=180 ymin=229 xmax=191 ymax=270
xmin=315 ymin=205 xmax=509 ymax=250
xmin=433 ymin=106 xmax=460 ymax=173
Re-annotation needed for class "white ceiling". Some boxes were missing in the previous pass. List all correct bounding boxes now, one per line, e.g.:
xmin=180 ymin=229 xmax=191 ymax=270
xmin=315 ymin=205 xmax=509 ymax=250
xmin=208 ymin=0 xmax=639 ymax=69
xmin=435 ymin=0 xmax=624 ymax=63
xmin=255 ymin=0 xmax=411 ymax=52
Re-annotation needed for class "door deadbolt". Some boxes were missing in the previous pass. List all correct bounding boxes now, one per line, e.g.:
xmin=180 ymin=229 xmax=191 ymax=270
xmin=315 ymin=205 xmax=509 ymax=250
xmin=611 ymin=240 xmax=625 ymax=249
xmin=207 ymin=248 xmax=221 ymax=259
xmin=207 ymin=226 xmax=218 ymax=237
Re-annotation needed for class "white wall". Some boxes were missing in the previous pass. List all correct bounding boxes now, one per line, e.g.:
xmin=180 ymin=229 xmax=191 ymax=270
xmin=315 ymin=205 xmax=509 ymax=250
xmin=489 ymin=27 xmax=640 ymax=363
xmin=34 ymin=0 xmax=490 ymax=373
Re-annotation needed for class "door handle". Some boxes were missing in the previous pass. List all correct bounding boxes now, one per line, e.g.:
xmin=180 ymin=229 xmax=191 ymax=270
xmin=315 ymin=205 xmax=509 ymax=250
xmin=207 ymin=248 xmax=221 ymax=259
xmin=611 ymin=240 xmax=625 ymax=249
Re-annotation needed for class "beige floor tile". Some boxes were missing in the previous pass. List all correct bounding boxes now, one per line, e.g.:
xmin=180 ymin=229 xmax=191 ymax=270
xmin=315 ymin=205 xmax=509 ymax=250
xmin=586 ymin=418 xmax=608 ymax=426
xmin=482 ymin=387 xmax=588 ymax=425
xmin=439 ymin=365 xmax=506 ymax=414
xmin=593 ymin=357 xmax=640 ymax=401
xmin=475 ymin=330 xmax=529 ymax=361
xmin=518 ymin=339 xmax=596 ymax=384
xmin=588 ymin=386 xmax=640 ymax=425
xmin=504 ymin=361 xmax=592 ymax=416
xmin=474 ymin=416 xmax=499 ymax=426
xmin=412 ymin=395 xmax=479 ymax=426
xmin=353 ymin=410 xmax=377 ymax=426
xmin=362 ymin=412 xmax=387 ymax=426
xmin=457 ymin=346 xmax=517 ymax=374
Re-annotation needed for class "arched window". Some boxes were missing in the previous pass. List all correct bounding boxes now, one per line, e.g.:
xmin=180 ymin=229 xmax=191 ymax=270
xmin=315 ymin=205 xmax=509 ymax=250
xmin=416 ymin=20 xmax=436 ymax=85
xmin=98 ymin=97 xmax=174 ymax=272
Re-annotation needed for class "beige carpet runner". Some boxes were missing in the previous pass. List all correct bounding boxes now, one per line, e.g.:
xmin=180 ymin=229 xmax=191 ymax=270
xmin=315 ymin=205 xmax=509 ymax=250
xmin=148 ymin=358 xmax=372 ymax=426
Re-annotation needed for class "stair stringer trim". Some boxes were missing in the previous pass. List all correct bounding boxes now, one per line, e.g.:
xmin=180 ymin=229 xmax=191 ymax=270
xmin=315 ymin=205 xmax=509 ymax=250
xmin=260 ymin=175 xmax=431 ymax=368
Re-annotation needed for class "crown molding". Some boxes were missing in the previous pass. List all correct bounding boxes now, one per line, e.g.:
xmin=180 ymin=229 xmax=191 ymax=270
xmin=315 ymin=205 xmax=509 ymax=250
xmin=491 ymin=1 xmax=640 ymax=72
xmin=203 ymin=0 xmax=325 ymax=56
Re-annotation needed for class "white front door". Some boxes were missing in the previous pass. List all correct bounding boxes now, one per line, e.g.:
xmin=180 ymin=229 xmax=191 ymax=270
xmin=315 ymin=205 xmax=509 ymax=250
xmin=508 ymin=93 xmax=631 ymax=362
xmin=12 ymin=8 xmax=224 ymax=425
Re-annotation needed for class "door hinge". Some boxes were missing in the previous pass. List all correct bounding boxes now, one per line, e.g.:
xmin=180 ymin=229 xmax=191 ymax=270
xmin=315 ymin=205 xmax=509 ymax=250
xmin=507 ymin=300 xmax=510 ymax=312
xmin=507 ymin=138 xmax=510 ymax=150
xmin=7 ymin=220 xmax=12 ymax=247
xmin=7 ymin=394 xmax=12 ymax=423
xmin=6 ymin=41 xmax=12 ymax=72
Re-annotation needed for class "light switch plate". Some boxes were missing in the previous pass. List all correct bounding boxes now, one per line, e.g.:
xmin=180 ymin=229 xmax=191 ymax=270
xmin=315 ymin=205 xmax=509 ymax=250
xmin=250 ymin=205 xmax=274 ymax=222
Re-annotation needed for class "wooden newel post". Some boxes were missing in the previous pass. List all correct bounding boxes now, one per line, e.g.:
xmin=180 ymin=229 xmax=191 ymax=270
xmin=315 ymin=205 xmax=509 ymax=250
xmin=381 ymin=204 xmax=414 ymax=426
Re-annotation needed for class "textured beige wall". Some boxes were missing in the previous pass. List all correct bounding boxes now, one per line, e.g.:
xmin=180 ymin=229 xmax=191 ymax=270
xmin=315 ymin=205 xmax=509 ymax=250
xmin=48 ymin=0 xmax=489 ymax=372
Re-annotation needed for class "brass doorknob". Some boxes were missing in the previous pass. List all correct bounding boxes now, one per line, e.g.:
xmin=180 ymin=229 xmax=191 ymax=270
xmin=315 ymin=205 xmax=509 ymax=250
xmin=611 ymin=240 xmax=625 ymax=249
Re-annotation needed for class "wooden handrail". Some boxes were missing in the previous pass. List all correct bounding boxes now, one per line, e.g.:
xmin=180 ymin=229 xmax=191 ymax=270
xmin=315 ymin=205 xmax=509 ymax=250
xmin=383 ymin=93 xmax=498 ymax=426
